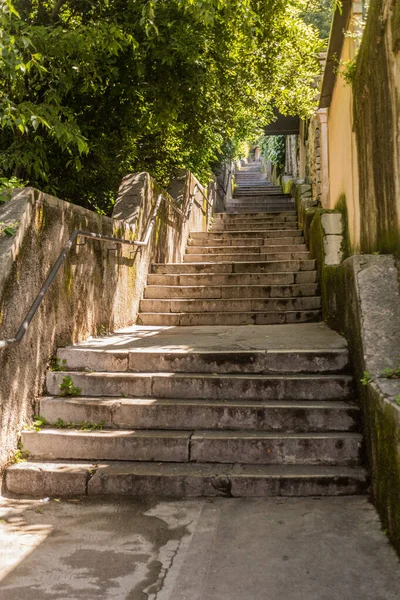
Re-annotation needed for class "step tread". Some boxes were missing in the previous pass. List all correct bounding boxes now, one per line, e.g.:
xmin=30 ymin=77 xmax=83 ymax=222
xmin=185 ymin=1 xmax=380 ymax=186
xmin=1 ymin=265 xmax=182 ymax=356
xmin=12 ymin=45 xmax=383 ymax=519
xmin=41 ymin=397 xmax=357 ymax=408
xmin=49 ymin=371 xmax=353 ymax=381
xmin=23 ymin=428 xmax=363 ymax=440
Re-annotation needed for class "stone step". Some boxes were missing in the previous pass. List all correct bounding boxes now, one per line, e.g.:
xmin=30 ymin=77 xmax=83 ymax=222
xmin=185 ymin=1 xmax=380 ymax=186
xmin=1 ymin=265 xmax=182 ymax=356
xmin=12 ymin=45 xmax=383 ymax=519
xmin=214 ymin=214 xmax=298 ymax=223
xmin=21 ymin=428 xmax=363 ymax=465
xmin=5 ymin=461 xmax=370 ymax=498
xmin=151 ymin=260 xmax=316 ymax=274
xmin=226 ymin=207 xmax=295 ymax=213
xmin=46 ymin=372 xmax=353 ymax=401
xmin=192 ymin=230 xmax=304 ymax=239
xmin=188 ymin=237 xmax=305 ymax=247
xmin=228 ymin=200 xmax=294 ymax=206
xmin=212 ymin=223 xmax=299 ymax=231
xmin=216 ymin=211 xmax=297 ymax=218
xmin=144 ymin=283 xmax=319 ymax=299
xmin=147 ymin=271 xmax=318 ymax=286
xmin=185 ymin=245 xmax=307 ymax=255
xmin=139 ymin=297 xmax=321 ymax=314
xmin=183 ymin=252 xmax=310 ymax=263
xmin=137 ymin=310 xmax=321 ymax=326
xmin=234 ymin=190 xmax=291 ymax=196
xmin=57 ymin=347 xmax=349 ymax=374
xmin=40 ymin=397 xmax=359 ymax=432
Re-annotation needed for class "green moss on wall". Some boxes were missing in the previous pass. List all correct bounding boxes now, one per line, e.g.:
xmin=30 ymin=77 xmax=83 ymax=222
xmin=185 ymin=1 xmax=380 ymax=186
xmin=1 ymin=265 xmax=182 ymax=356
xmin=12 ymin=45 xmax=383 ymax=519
xmin=353 ymin=0 xmax=400 ymax=254
xmin=363 ymin=386 xmax=400 ymax=555
xmin=391 ymin=1 xmax=400 ymax=53
xmin=308 ymin=204 xmax=400 ymax=556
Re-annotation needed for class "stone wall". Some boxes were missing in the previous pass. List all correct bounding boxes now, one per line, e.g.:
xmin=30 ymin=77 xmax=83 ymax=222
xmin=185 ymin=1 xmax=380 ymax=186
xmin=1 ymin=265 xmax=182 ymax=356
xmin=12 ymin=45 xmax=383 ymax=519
xmin=0 ymin=171 xmax=210 ymax=472
xmin=305 ymin=202 xmax=400 ymax=554
xmin=306 ymin=116 xmax=322 ymax=204
xmin=353 ymin=0 xmax=400 ymax=253
xmin=284 ymin=135 xmax=299 ymax=180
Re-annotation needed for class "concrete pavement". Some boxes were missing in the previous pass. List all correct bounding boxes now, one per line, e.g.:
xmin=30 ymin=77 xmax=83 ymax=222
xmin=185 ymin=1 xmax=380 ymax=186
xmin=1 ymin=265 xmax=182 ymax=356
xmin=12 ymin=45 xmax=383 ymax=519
xmin=0 ymin=496 xmax=399 ymax=599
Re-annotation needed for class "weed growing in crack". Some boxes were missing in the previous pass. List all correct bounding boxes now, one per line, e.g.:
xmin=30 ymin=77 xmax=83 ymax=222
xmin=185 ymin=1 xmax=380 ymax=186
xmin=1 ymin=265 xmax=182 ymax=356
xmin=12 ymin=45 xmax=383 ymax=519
xmin=59 ymin=376 xmax=81 ymax=397
xmin=11 ymin=441 xmax=30 ymax=463
xmin=49 ymin=356 xmax=67 ymax=371
xmin=54 ymin=418 xmax=105 ymax=431
xmin=360 ymin=371 xmax=373 ymax=386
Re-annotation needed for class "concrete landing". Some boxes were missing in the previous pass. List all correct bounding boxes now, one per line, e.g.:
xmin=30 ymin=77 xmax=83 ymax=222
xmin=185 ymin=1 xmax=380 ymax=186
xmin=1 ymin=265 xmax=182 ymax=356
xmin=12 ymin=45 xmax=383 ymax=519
xmin=68 ymin=322 xmax=347 ymax=352
xmin=0 ymin=496 xmax=399 ymax=599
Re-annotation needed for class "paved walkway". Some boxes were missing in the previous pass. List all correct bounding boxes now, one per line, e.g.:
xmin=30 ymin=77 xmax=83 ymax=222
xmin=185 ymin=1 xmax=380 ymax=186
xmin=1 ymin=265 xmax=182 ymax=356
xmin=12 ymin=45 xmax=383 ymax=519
xmin=0 ymin=496 xmax=399 ymax=599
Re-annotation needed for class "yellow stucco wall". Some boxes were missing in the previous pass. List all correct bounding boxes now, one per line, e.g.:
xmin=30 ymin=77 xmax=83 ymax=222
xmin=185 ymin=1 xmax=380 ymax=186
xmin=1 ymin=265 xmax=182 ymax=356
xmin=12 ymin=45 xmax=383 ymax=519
xmin=327 ymin=14 xmax=361 ymax=250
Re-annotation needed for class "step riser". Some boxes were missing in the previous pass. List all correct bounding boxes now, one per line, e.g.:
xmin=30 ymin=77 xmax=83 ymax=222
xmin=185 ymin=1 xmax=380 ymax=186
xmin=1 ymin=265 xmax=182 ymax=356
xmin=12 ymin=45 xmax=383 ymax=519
xmin=190 ymin=436 xmax=362 ymax=466
xmin=192 ymin=230 xmax=304 ymax=239
xmin=137 ymin=310 xmax=322 ymax=326
xmin=186 ymin=245 xmax=307 ymax=254
xmin=21 ymin=430 xmax=189 ymax=463
xmin=183 ymin=253 xmax=310 ymax=262
xmin=5 ymin=463 xmax=369 ymax=498
xmin=139 ymin=297 xmax=321 ymax=313
xmin=147 ymin=272 xmax=317 ymax=286
xmin=151 ymin=260 xmax=316 ymax=274
xmin=57 ymin=349 xmax=349 ymax=374
xmin=138 ymin=311 xmax=322 ymax=326
xmin=144 ymin=283 xmax=319 ymax=299
xmin=212 ymin=220 xmax=297 ymax=231
xmin=188 ymin=238 xmax=305 ymax=247
xmin=40 ymin=398 xmax=359 ymax=432
xmin=216 ymin=211 xmax=297 ymax=217
xmin=21 ymin=430 xmax=362 ymax=466
xmin=214 ymin=217 xmax=298 ymax=224
xmin=46 ymin=372 xmax=353 ymax=401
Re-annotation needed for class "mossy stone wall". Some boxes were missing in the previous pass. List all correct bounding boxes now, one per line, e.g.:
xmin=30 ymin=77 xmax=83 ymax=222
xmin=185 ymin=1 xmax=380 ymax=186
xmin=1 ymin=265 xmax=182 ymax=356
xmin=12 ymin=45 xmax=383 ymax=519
xmin=307 ymin=203 xmax=400 ymax=554
xmin=353 ymin=0 xmax=400 ymax=253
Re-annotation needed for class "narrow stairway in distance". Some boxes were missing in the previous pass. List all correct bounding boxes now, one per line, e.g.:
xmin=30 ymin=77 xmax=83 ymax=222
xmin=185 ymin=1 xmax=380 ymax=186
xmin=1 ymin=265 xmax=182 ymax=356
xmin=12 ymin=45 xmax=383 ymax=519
xmin=5 ymin=163 xmax=368 ymax=498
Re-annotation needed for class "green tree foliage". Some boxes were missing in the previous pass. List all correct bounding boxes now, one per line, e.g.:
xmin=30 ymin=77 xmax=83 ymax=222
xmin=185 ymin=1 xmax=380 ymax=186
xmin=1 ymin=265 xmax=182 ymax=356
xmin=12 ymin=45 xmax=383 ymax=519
xmin=259 ymin=135 xmax=286 ymax=170
xmin=0 ymin=0 xmax=323 ymax=213
xmin=301 ymin=0 xmax=335 ymax=40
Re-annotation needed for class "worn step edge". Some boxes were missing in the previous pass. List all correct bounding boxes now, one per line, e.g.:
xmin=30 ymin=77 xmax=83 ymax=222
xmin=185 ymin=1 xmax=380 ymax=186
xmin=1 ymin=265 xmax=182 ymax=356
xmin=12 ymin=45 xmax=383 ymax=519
xmin=5 ymin=462 xmax=370 ymax=498
xmin=40 ymin=397 xmax=360 ymax=432
xmin=20 ymin=429 xmax=363 ymax=465
xmin=137 ymin=310 xmax=322 ymax=326
xmin=57 ymin=347 xmax=348 ymax=374
xmin=46 ymin=371 xmax=353 ymax=400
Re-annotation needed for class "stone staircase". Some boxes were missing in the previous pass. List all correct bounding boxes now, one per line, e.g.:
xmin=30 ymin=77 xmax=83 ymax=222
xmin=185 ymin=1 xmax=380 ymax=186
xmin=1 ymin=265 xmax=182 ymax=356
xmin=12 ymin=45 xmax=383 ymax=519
xmin=227 ymin=162 xmax=294 ymax=213
xmin=138 ymin=202 xmax=321 ymax=326
xmin=5 ymin=171 xmax=368 ymax=498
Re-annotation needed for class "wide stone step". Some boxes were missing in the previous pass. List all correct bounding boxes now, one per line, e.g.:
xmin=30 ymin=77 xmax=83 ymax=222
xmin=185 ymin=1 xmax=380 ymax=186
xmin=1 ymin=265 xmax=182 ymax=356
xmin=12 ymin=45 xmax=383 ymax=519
xmin=139 ymin=297 xmax=321 ymax=314
xmin=183 ymin=251 xmax=310 ymax=263
xmin=213 ymin=213 xmax=297 ymax=224
xmin=188 ymin=237 xmax=305 ymax=247
xmin=227 ymin=202 xmax=294 ymax=206
xmin=21 ymin=428 xmax=362 ymax=465
xmin=234 ymin=190 xmax=292 ymax=197
xmin=187 ymin=238 xmax=306 ymax=247
xmin=46 ymin=372 xmax=353 ymax=401
xmin=137 ymin=310 xmax=321 ymax=326
xmin=185 ymin=245 xmax=307 ymax=255
xmin=58 ymin=347 xmax=348 ymax=374
xmin=226 ymin=207 xmax=295 ymax=214
xmin=40 ymin=397 xmax=359 ymax=432
xmin=144 ymin=283 xmax=319 ymax=299
xmin=217 ymin=211 xmax=297 ymax=218
xmin=192 ymin=229 xmax=304 ymax=239
xmin=151 ymin=259 xmax=316 ymax=274
xmin=147 ymin=271 xmax=317 ymax=287
xmin=5 ymin=461 xmax=369 ymax=498
xmin=212 ymin=223 xmax=299 ymax=231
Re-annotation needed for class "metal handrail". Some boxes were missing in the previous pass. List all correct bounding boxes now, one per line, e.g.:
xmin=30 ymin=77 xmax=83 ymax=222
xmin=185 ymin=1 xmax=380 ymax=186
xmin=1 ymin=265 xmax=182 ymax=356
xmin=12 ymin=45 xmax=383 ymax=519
xmin=0 ymin=183 xmax=209 ymax=350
